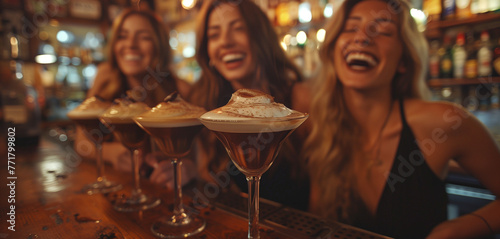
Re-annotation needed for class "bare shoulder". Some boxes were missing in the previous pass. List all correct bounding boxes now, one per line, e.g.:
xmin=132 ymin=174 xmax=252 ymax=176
xmin=291 ymin=81 xmax=313 ymax=113
xmin=404 ymin=99 xmax=474 ymax=135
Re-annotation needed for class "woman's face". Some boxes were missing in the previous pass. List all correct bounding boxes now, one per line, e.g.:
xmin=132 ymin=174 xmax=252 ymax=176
xmin=114 ymin=14 xmax=156 ymax=78
xmin=334 ymin=0 xmax=404 ymax=91
xmin=206 ymin=4 xmax=255 ymax=85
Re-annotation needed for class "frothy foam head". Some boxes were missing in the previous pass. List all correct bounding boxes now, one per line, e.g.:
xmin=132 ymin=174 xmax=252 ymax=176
xmin=134 ymin=92 xmax=206 ymax=127
xmin=199 ymin=89 xmax=308 ymax=133
xmin=67 ymin=96 xmax=112 ymax=120
xmin=100 ymin=98 xmax=150 ymax=123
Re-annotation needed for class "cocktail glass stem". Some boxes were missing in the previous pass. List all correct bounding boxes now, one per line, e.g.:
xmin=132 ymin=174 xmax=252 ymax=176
xmin=171 ymin=158 xmax=188 ymax=223
xmin=247 ymin=176 xmax=261 ymax=239
xmin=95 ymin=143 xmax=105 ymax=182
xmin=113 ymin=145 xmax=160 ymax=212
xmin=131 ymin=148 xmax=142 ymax=197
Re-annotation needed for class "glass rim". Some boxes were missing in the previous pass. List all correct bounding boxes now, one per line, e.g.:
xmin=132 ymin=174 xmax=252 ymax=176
xmin=198 ymin=113 xmax=308 ymax=124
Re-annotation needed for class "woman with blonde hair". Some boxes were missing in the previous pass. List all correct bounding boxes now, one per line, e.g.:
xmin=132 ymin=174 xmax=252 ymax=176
xmin=190 ymin=0 xmax=311 ymax=210
xmin=304 ymin=0 xmax=500 ymax=238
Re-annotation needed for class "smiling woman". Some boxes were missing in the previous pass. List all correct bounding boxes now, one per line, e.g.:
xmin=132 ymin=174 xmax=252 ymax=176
xmin=73 ymin=8 xmax=192 ymax=179
xmin=88 ymin=9 xmax=190 ymax=105
xmin=189 ymin=0 xmax=313 ymax=211
xmin=304 ymin=0 xmax=500 ymax=238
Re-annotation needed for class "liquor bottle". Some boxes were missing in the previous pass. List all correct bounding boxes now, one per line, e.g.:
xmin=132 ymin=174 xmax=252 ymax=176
xmin=429 ymin=40 xmax=441 ymax=79
xmin=455 ymin=0 xmax=472 ymax=19
xmin=477 ymin=84 xmax=490 ymax=111
xmin=477 ymin=0 xmax=489 ymax=13
xmin=477 ymin=30 xmax=492 ymax=77
xmin=440 ymin=35 xmax=454 ymax=78
xmin=464 ymin=85 xmax=479 ymax=111
xmin=491 ymin=84 xmax=499 ymax=109
xmin=489 ymin=0 xmax=500 ymax=12
xmin=423 ymin=0 xmax=442 ymax=21
xmin=464 ymin=31 xmax=478 ymax=79
xmin=470 ymin=0 xmax=479 ymax=14
xmin=453 ymin=32 xmax=467 ymax=79
xmin=1 ymin=25 xmax=42 ymax=146
xmin=0 ymin=60 xmax=42 ymax=146
xmin=442 ymin=0 xmax=456 ymax=20
xmin=493 ymin=37 xmax=500 ymax=76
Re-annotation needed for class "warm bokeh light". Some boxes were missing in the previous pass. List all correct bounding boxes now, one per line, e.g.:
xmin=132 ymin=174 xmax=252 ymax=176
xmin=324 ymin=3 xmax=333 ymax=18
xmin=283 ymin=34 xmax=292 ymax=45
xmin=410 ymin=8 xmax=427 ymax=32
xmin=296 ymin=31 xmax=307 ymax=45
xmin=298 ymin=2 xmax=312 ymax=23
xmin=181 ymin=0 xmax=197 ymax=10
xmin=281 ymin=41 xmax=287 ymax=51
xmin=316 ymin=29 xmax=326 ymax=43
xmin=277 ymin=3 xmax=291 ymax=26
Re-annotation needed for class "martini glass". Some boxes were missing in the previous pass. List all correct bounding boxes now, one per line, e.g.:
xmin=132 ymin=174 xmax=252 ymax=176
xmin=199 ymin=115 xmax=308 ymax=239
xmin=68 ymin=116 xmax=122 ymax=195
xmin=100 ymin=116 xmax=161 ymax=212
xmin=134 ymin=116 xmax=206 ymax=238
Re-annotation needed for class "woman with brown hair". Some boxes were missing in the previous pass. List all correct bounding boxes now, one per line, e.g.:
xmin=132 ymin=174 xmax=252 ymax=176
xmin=304 ymin=0 xmax=500 ymax=238
xmin=74 ymin=8 xmax=191 ymax=174
xmin=88 ymin=8 xmax=189 ymax=105
xmin=190 ymin=0 xmax=312 ymax=210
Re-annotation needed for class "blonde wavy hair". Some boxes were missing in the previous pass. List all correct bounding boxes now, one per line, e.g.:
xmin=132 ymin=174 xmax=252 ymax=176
xmin=303 ymin=0 xmax=430 ymax=222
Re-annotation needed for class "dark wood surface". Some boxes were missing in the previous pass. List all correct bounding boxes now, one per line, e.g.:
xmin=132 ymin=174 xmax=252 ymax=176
xmin=0 ymin=133 xmax=389 ymax=239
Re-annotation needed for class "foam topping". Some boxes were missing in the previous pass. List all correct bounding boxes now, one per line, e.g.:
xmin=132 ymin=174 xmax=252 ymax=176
xmin=100 ymin=98 xmax=150 ymax=122
xmin=67 ymin=96 xmax=112 ymax=119
xmin=135 ymin=92 xmax=206 ymax=125
xmin=201 ymin=89 xmax=298 ymax=120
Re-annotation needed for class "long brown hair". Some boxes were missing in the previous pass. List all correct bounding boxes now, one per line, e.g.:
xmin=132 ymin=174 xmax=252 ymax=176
xmin=190 ymin=0 xmax=303 ymax=110
xmin=92 ymin=8 xmax=177 ymax=106
xmin=191 ymin=0 xmax=306 ymax=182
xmin=303 ymin=0 xmax=430 ymax=222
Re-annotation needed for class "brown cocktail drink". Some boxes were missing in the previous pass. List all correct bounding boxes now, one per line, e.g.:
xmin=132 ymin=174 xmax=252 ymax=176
xmin=199 ymin=89 xmax=308 ymax=239
xmin=134 ymin=92 xmax=206 ymax=238
xmin=67 ymin=96 xmax=122 ymax=195
xmin=100 ymin=97 xmax=160 ymax=212
xmin=211 ymin=130 xmax=293 ymax=176
xmin=136 ymin=119 xmax=203 ymax=158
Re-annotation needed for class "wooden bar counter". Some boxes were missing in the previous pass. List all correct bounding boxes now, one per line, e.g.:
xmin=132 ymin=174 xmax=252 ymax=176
xmin=0 ymin=133 xmax=389 ymax=239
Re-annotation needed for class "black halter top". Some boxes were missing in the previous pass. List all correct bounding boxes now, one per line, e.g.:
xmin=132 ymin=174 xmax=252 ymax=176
xmin=354 ymin=100 xmax=448 ymax=238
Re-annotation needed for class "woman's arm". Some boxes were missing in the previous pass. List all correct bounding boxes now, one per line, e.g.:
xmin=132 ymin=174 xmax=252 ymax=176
xmin=426 ymin=103 xmax=500 ymax=238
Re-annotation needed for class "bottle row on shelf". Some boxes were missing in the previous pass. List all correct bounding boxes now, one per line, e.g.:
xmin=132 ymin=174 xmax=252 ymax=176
xmin=432 ymin=83 xmax=500 ymax=111
xmin=424 ymin=0 xmax=500 ymax=21
xmin=428 ymin=29 xmax=500 ymax=80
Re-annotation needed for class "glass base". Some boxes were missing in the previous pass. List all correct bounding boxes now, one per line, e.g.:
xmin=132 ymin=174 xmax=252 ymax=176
xmin=151 ymin=215 xmax=206 ymax=238
xmin=83 ymin=180 xmax=122 ymax=195
xmin=113 ymin=193 xmax=161 ymax=212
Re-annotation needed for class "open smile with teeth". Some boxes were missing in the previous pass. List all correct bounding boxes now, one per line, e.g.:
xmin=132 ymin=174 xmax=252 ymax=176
xmin=345 ymin=52 xmax=378 ymax=70
xmin=222 ymin=53 xmax=245 ymax=63
xmin=123 ymin=54 xmax=142 ymax=61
